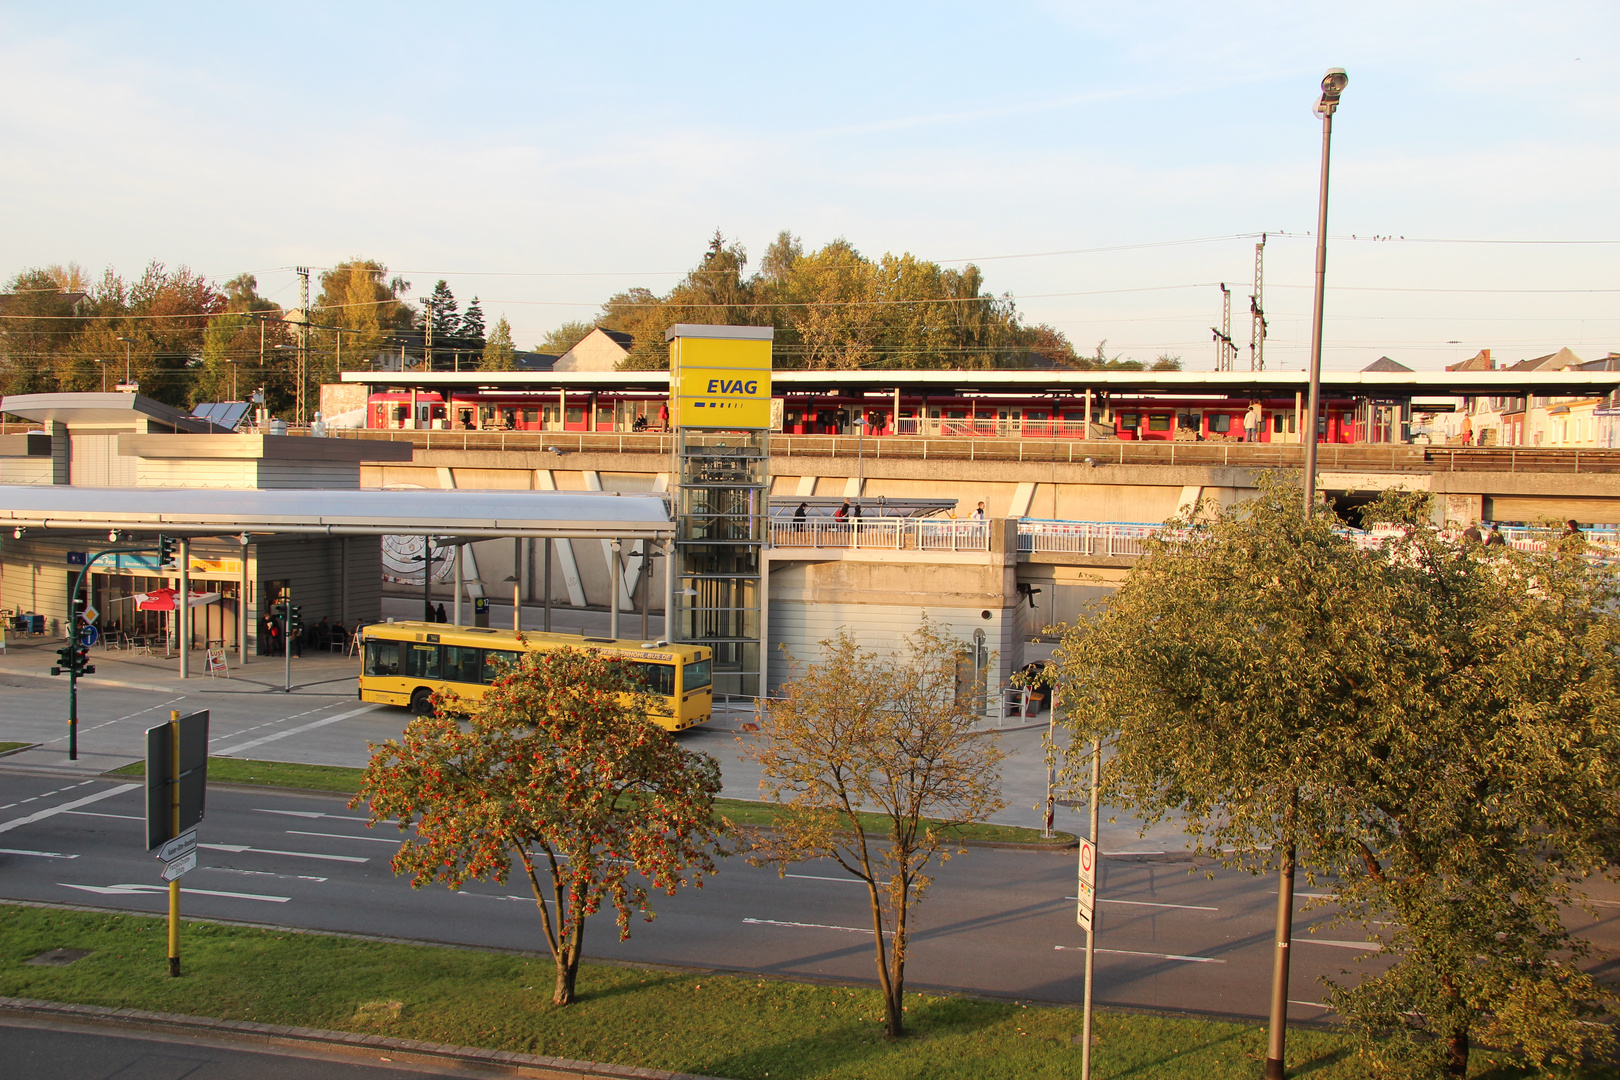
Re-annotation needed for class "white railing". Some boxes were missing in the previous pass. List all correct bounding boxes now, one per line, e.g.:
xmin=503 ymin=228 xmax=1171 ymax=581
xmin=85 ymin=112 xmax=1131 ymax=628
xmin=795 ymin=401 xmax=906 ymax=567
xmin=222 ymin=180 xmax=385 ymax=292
xmin=770 ymin=518 xmax=991 ymax=552
xmin=1017 ymin=520 xmax=1164 ymax=558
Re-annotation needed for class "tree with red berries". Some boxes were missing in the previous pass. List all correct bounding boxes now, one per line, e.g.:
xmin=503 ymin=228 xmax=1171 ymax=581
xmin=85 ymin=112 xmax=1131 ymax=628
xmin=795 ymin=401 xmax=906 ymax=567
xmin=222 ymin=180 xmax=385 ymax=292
xmin=355 ymin=646 xmax=724 ymax=1005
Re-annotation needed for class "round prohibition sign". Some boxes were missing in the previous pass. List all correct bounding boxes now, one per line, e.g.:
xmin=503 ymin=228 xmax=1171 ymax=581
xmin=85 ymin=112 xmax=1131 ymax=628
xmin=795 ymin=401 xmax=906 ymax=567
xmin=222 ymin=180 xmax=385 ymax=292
xmin=1079 ymin=841 xmax=1094 ymax=873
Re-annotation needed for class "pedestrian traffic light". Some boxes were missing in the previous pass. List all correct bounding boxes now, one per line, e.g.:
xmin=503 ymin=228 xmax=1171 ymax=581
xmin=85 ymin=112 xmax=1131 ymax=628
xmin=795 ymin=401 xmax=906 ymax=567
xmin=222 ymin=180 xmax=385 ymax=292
xmin=288 ymin=606 xmax=302 ymax=634
xmin=158 ymin=535 xmax=177 ymax=567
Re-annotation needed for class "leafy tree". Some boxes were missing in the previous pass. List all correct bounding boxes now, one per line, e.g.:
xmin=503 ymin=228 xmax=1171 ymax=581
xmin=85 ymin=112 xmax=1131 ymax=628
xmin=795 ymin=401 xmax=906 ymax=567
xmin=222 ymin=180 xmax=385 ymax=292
xmin=743 ymin=619 xmax=1007 ymax=1037
xmin=314 ymin=259 xmax=412 ymax=369
xmin=459 ymin=297 xmax=486 ymax=345
xmin=537 ymin=319 xmax=596 ymax=356
xmin=1150 ymin=352 xmax=1183 ymax=371
xmin=1052 ymin=475 xmax=1620 ymax=1077
xmin=354 ymin=646 xmax=725 ymax=1006
xmin=1 ymin=268 xmax=85 ymax=394
xmin=478 ymin=316 xmax=516 ymax=371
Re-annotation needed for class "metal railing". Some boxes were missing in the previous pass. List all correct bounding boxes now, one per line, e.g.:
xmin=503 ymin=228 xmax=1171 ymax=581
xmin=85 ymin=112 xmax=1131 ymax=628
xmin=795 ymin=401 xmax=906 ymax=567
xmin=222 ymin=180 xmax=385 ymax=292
xmin=1017 ymin=520 xmax=1163 ymax=558
xmin=769 ymin=518 xmax=991 ymax=552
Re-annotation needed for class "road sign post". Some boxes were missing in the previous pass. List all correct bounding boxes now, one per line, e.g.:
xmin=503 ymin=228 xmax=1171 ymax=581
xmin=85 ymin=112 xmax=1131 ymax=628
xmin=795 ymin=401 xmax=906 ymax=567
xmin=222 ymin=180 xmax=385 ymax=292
xmin=146 ymin=710 xmax=208 ymax=977
xmin=1079 ymin=738 xmax=1102 ymax=1080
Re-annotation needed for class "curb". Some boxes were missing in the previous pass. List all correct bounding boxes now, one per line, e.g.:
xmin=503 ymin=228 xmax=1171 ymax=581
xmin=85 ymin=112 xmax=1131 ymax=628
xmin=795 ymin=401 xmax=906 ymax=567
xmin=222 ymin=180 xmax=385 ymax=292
xmin=0 ymin=995 xmax=726 ymax=1080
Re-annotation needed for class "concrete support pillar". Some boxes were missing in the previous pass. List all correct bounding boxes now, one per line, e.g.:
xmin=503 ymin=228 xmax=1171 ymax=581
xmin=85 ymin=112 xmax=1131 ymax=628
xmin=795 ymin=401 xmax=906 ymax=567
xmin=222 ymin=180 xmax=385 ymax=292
xmin=609 ymin=539 xmax=621 ymax=640
xmin=453 ymin=545 xmax=463 ymax=626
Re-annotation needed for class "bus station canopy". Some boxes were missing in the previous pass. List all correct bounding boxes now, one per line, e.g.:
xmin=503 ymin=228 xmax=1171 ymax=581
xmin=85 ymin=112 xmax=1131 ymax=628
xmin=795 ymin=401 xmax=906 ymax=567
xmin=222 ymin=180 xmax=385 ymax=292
xmin=0 ymin=487 xmax=674 ymax=541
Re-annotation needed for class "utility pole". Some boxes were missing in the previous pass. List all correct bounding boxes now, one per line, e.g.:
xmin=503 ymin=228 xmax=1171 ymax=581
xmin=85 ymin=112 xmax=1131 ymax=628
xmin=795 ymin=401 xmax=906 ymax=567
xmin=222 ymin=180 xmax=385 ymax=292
xmin=1212 ymin=283 xmax=1237 ymax=371
xmin=295 ymin=267 xmax=310 ymax=425
xmin=1249 ymin=236 xmax=1268 ymax=371
xmin=418 ymin=296 xmax=437 ymax=373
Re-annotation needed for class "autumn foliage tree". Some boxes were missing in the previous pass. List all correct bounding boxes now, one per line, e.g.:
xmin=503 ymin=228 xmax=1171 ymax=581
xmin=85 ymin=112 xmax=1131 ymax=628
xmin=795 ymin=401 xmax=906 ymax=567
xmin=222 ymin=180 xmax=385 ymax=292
xmin=354 ymin=646 xmax=725 ymax=1005
xmin=744 ymin=620 xmax=1006 ymax=1037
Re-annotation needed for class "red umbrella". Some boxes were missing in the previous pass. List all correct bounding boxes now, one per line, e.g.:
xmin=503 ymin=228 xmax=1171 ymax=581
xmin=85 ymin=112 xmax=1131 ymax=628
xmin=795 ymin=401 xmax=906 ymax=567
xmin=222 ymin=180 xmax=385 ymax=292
xmin=135 ymin=588 xmax=178 ymax=612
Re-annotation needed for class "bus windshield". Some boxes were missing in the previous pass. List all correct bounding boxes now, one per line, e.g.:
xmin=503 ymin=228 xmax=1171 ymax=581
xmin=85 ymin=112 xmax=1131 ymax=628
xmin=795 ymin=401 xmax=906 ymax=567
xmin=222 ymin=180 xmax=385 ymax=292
xmin=683 ymin=658 xmax=712 ymax=691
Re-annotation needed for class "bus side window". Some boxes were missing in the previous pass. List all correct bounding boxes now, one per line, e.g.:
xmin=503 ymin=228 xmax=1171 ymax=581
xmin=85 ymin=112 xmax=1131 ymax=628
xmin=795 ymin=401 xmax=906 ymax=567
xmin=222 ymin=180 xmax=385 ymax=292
xmin=481 ymin=650 xmax=520 ymax=683
xmin=443 ymin=645 xmax=482 ymax=685
xmin=404 ymin=643 xmax=442 ymax=679
xmin=633 ymin=662 xmax=676 ymax=697
xmin=365 ymin=640 xmax=400 ymax=677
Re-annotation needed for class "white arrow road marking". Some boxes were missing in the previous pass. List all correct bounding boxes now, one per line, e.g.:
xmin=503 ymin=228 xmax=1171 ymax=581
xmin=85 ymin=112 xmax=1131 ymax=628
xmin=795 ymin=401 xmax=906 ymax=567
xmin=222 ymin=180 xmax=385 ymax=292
xmin=1065 ymin=895 xmax=1219 ymax=912
xmin=743 ymin=918 xmax=892 ymax=935
xmin=211 ymin=703 xmax=382 ymax=756
xmin=1054 ymin=945 xmax=1225 ymax=963
xmin=0 ymin=848 xmax=78 ymax=859
xmin=256 ymin=809 xmax=392 ymax=824
xmin=283 ymin=830 xmax=401 ymax=844
xmin=59 ymin=883 xmax=290 ymax=903
xmin=198 ymin=843 xmax=368 ymax=864
xmin=1297 ymin=938 xmax=1383 ymax=951
xmin=0 ymin=784 xmax=140 ymax=835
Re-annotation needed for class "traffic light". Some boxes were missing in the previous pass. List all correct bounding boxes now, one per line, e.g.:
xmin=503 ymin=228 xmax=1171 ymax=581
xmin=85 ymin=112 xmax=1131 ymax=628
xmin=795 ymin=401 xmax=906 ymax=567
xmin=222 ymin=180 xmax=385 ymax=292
xmin=158 ymin=535 xmax=177 ymax=567
xmin=288 ymin=606 xmax=302 ymax=634
xmin=51 ymin=645 xmax=73 ymax=677
xmin=71 ymin=642 xmax=94 ymax=677
xmin=271 ymin=602 xmax=288 ymax=622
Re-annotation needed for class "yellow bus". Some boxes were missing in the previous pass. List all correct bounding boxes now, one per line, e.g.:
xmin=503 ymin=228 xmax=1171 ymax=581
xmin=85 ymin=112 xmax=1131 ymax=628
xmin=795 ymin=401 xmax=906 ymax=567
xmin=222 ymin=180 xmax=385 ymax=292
xmin=357 ymin=622 xmax=713 ymax=732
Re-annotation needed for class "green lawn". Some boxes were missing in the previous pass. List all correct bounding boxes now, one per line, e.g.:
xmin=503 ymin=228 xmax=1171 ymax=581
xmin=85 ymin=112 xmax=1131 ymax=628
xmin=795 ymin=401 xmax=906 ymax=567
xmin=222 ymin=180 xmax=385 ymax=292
xmin=0 ymin=905 xmax=1597 ymax=1079
xmin=104 ymin=759 xmax=1072 ymax=845
xmin=0 ymin=742 xmax=32 ymax=755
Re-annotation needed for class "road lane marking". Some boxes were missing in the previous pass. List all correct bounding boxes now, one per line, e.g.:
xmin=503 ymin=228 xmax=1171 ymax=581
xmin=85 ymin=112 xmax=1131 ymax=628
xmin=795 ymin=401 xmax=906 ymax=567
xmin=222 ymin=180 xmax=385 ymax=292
xmin=0 ymin=784 xmax=141 ymax=835
xmin=205 ymin=867 xmax=328 ymax=883
xmin=59 ymin=883 xmax=290 ymax=903
xmin=1106 ymin=851 xmax=1166 ymax=856
xmin=1298 ymin=938 xmax=1382 ymax=951
xmin=0 ymin=848 xmax=78 ymax=859
xmin=457 ymin=891 xmax=544 ymax=903
xmin=1065 ymin=896 xmax=1218 ymax=911
xmin=1054 ymin=945 xmax=1225 ymax=963
xmin=784 ymin=873 xmax=918 ymax=887
xmin=284 ymin=830 xmax=400 ymax=844
xmin=198 ymin=843 xmax=368 ymax=864
xmin=743 ymin=917 xmax=891 ymax=935
xmin=64 ymin=811 xmax=143 ymax=821
xmin=1290 ymin=1000 xmax=1333 ymax=1009
xmin=256 ymin=809 xmax=391 ymax=823
xmin=44 ymin=698 xmax=187 ymax=744
xmin=211 ymin=703 xmax=383 ymax=756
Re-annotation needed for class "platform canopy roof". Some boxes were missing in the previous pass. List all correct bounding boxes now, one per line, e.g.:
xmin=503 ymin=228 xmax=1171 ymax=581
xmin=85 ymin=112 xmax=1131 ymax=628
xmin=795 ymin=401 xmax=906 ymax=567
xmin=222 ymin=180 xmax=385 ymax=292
xmin=342 ymin=367 xmax=1620 ymax=398
xmin=0 ymin=487 xmax=673 ymax=540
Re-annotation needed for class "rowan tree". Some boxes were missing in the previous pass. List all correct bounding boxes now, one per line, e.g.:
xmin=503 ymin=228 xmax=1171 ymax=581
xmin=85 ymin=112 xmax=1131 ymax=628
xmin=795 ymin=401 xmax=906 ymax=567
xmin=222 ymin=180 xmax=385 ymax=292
xmin=1053 ymin=473 xmax=1620 ymax=1077
xmin=354 ymin=646 xmax=725 ymax=1005
xmin=743 ymin=619 xmax=1006 ymax=1037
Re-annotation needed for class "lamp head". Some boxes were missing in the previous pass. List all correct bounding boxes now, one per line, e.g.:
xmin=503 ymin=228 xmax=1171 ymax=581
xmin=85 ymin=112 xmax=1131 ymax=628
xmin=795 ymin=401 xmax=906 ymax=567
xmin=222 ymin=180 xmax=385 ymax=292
xmin=1316 ymin=68 xmax=1348 ymax=116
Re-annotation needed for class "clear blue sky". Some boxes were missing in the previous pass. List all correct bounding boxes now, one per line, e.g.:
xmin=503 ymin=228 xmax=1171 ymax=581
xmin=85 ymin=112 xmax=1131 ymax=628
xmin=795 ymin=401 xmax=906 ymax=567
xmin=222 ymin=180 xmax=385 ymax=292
xmin=1 ymin=1 xmax=1615 ymax=370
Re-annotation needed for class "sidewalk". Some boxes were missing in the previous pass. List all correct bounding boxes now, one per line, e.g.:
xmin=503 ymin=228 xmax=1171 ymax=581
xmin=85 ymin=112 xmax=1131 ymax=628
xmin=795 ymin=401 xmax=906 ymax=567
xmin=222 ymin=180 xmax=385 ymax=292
xmin=0 ymin=635 xmax=360 ymax=697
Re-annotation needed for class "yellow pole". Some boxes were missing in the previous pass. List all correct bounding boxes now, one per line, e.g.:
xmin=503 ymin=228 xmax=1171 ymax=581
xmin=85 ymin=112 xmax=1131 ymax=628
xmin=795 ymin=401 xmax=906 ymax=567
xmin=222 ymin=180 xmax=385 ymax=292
xmin=168 ymin=710 xmax=181 ymax=977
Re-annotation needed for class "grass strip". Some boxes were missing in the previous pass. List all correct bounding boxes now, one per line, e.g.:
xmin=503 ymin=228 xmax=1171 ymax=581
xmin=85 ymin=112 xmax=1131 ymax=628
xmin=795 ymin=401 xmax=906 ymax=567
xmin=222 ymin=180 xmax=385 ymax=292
xmin=0 ymin=742 xmax=32 ymax=755
xmin=107 ymin=757 xmax=366 ymax=794
xmin=0 ymin=904 xmax=1586 ymax=1079
xmin=102 ymin=760 xmax=1069 ymax=844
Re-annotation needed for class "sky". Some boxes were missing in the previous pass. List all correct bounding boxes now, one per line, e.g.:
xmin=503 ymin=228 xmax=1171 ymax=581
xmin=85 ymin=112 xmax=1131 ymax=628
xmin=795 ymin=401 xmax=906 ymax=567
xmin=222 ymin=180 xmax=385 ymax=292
xmin=1 ymin=1 xmax=1616 ymax=371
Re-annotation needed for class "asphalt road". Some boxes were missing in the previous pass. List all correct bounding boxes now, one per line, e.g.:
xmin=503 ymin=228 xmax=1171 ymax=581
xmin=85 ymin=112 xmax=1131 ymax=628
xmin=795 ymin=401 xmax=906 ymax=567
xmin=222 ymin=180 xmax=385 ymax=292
xmin=0 ymin=771 xmax=1484 ymax=1023
xmin=0 ymin=1015 xmax=523 ymax=1079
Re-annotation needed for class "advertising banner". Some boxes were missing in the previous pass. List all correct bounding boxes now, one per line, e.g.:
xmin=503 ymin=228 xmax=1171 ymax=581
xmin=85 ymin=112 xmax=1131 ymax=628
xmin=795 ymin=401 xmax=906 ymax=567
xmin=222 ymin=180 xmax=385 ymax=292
xmin=667 ymin=325 xmax=773 ymax=430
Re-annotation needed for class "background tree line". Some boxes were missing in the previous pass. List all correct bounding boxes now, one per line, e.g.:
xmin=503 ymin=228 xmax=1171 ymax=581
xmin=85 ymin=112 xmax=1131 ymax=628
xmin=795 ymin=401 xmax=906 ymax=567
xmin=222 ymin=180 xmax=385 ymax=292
xmin=0 ymin=259 xmax=505 ymax=415
xmin=2 ymin=237 xmax=1177 ymax=415
xmin=553 ymin=231 xmax=1180 ymax=373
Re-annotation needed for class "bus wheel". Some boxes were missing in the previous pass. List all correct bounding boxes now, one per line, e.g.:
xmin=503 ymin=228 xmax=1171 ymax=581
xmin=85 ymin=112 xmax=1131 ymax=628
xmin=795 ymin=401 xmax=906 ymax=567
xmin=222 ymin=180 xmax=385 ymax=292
xmin=410 ymin=688 xmax=435 ymax=717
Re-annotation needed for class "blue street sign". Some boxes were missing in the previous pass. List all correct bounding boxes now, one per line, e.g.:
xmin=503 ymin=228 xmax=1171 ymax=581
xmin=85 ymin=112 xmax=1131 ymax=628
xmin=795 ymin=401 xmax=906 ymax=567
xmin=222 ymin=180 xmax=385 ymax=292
xmin=67 ymin=551 xmax=87 ymax=566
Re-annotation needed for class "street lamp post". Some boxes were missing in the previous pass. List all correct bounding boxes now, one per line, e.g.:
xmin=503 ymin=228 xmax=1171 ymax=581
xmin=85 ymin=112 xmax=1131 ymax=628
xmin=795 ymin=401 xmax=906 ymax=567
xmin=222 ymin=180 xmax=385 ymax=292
xmin=855 ymin=414 xmax=867 ymax=509
xmin=116 ymin=336 xmax=135 ymax=388
xmin=95 ymin=358 xmax=108 ymax=392
xmin=1266 ymin=66 xmax=1346 ymax=1080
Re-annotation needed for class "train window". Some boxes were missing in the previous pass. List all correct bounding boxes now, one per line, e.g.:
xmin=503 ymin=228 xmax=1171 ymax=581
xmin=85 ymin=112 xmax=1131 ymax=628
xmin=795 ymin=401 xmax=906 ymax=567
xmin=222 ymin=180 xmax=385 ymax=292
xmin=566 ymin=406 xmax=585 ymax=425
xmin=1147 ymin=415 xmax=1171 ymax=432
xmin=1210 ymin=414 xmax=1231 ymax=433
xmin=1120 ymin=413 xmax=1140 ymax=430
xmin=1272 ymin=415 xmax=1283 ymax=433
xmin=522 ymin=409 xmax=538 ymax=424
xmin=1177 ymin=412 xmax=1198 ymax=430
